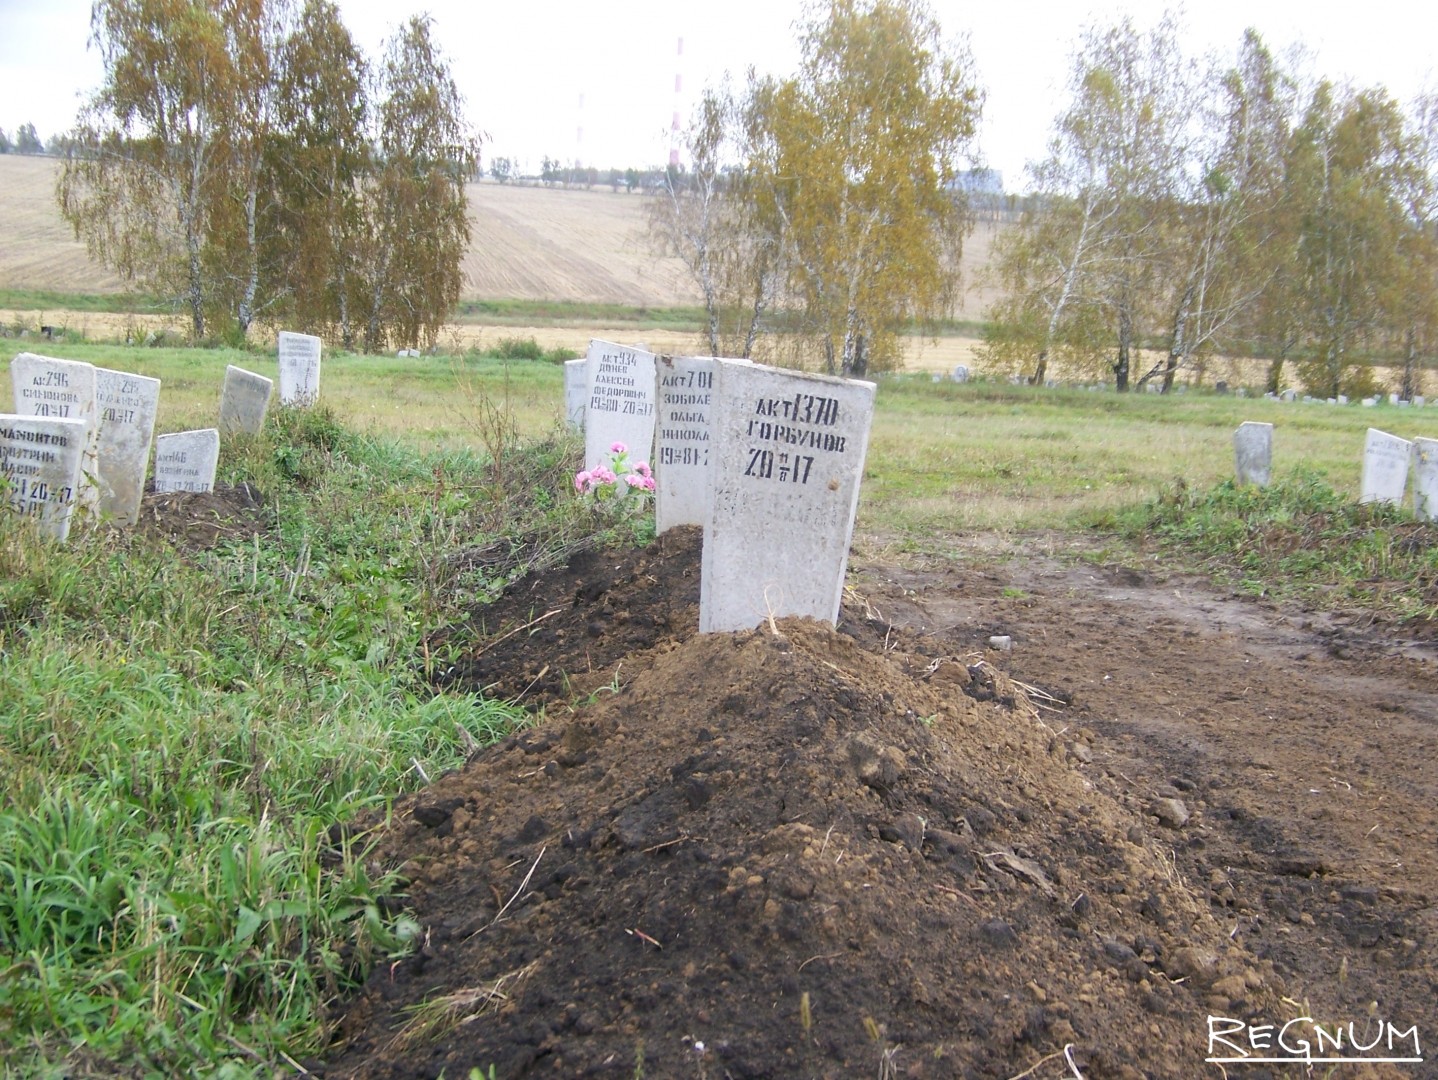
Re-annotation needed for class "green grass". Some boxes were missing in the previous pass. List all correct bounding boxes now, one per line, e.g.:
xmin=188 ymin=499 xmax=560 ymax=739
xmin=0 ymin=399 xmax=610 ymax=1076
xmin=1102 ymin=469 xmax=1438 ymax=620
xmin=0 ymin=290 xmax=168 ymax=316
xmin=857 ymin=375 xmax=1416 ymax=543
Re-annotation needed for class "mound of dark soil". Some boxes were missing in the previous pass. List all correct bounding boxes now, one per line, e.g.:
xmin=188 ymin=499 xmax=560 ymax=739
xmin=132 ymin=482 xmax=269 ymax=551
xmin=319 ymin=530 xmax=1288 ymax=1079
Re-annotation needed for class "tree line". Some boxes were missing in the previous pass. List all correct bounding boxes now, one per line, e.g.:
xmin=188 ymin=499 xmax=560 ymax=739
xmin=55 ymin=0 xmax=477 ymax=351
xmin=982 ymin=16 xmax=1438 ymax=397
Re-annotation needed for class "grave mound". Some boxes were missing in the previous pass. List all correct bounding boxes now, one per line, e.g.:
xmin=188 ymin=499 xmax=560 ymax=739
xmin=320 ymin=529 xmax=1284 ymax=1078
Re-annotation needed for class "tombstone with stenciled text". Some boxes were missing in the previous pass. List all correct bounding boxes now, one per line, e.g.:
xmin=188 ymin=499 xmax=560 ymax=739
xmin=1233 ymin=421 xmax=1273 ymax=487
xmin=584 ymin=339 xmax=657 ymax=471
xmin=564 ymin=358 xmax=587 ymax=430
xmin=1360 ymin=428 xmax=1411 ymax=506
xmin=654 ymin=355 xmax=721 ymax=533
xmin=277 ymin=331 xmax=322 ymax=406
xmin=220 ymin=365 xmax=273 ymax=435
xmin=95 ymin=367 xmax=160 ymax=526
xmin=700 ymin=360 xmax=876 ymax=634
xmin=153 ymin=429 xmax=220 ymax=493
xmin=0 ymin=415 xmax=88 ymax=541
xmin=10 ymin=353 xmax=99 ymax=516
xmin=1413 ymin=438 xmax=1438 ymax=521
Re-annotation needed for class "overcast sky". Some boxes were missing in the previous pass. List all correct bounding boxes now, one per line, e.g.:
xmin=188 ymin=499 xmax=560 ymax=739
xmin=1 ymin=0 xmax=1433 ymax=191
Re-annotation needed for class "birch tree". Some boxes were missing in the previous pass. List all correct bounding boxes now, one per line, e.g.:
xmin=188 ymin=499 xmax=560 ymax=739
xmin=758 ymin=0 xmax=981 ymax=376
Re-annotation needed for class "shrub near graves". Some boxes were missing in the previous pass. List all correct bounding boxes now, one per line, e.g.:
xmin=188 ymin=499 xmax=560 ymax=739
xmin=0 ymin=408 xmax=590 ymax=1075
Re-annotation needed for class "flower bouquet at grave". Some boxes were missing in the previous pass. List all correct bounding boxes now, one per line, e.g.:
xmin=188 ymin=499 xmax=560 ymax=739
xmin=575 ymin=442 xmax=655 ymax=516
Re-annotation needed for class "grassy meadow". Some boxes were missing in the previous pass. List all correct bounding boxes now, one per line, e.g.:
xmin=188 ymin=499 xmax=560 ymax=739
xmin=5 ymin=338 xmax=1438 ymax=1076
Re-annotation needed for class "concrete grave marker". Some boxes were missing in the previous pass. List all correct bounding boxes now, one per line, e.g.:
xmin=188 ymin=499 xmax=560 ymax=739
xmin=0 ymin=415 xmax=88 ymax=541
xmin=277 ymin=331 xmax=322 ymax=406
xmin=700 ymin=360 xmax=876 ymax=634
xmin=584 ymin=339 xmax=657 ymax=471
xmin=951 ymin=364 xmax=970 ymax=384
xmin=1413 ymin=438 xmax=1438 ymax=521
xmin=95 ymin=367 xmax=160 ymax=526
xmin=1233 ymin=421 xmax=1273 ymax=487
xmin=1360 ymin=428 xmax=1411 ymax=505
xmin=10 ymin=353 xmax=99 ymax=515
xmin=564 ymin=358 xmax=587 ymax=430
xmin=220 ymin=365 xmax=273 ymax=435
xmin=654 ymin=355 xmax=751 ymax=533
xmin=153 ymin=429 xmax=220 ymax=493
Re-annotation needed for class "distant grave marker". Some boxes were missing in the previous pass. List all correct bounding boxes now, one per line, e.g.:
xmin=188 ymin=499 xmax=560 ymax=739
xmin=153 ymin=429 xmax=220 ymax=493
xmin=277 ymin=331 xmax=322 ymax=406
xmin=95 ymin=367 xmax=160 ymax=526
xmin=700 ymin=360 xmax=876 ymax=634
xmin=951 ymin=364 xmax=970 ymax=384
xmin=1233 ymin=421 xmax=1272 ymax=487
xmin=1414 ymin=437 xmax=1438 ymax=521
xmin=10 ymin=353 xmax=99 ymax=516
xmin=564 ymin=358 xmax=587 ymax=430
xmin=0 ymin=415 xmax=88 ymax=541
xmin=220 ymin=365 xmax=273 ymax=435
xmin=1360 ymin=428 xmax=1411 ymax=505
xmin=584 ymin=339 xmax=657 ymax=471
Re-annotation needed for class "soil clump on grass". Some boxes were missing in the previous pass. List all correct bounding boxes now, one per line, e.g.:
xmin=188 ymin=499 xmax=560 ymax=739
xmin=318 ymin=528 xmax=1318 ymax=1079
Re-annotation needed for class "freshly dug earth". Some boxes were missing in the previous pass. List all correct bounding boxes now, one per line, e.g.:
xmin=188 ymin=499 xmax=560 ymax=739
xmin=315 ymin=526 xmax=1438 ymax=1079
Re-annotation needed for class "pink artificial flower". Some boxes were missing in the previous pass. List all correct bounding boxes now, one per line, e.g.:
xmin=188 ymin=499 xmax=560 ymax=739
xmin=592 ymin=466 xmax=617 ymax=485
xmin=574 ymin=470 xmax=591 ymax=492
xmin=624 ymin=473 xmax=643 ymax=488
xmin=610 ymin=441 xmax=628 ymax=455
xmin=640 ymin=475 xmax=656 ymax=492
xmin=635 ymin=461 xmax=652 ymax=478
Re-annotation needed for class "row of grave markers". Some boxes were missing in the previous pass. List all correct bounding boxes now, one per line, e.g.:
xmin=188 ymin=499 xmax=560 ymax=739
xmin=1 ymin=331 xmax=323 ymax=541
xmin=569 ymin=339 xmax=877 ymax=635
xmin=1234 ymin=421 xmax=1438 ymax=517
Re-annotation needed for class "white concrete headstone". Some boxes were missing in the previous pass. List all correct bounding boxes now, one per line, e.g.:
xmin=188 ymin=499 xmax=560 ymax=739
xmin=564 ymin=358 xmax=587 ymax=431
xmin=220 ymin=365 xmax=273 ymax=435
xmin=1233 ymin=421 xmax=1272 ymax=487
xmin=1413 ymin=437 xmax=1438 ymax=521
xmin=0 ymin=415 xmax=88 ymax=541
xmin=700 ymin=360 xmax=876 ymax=634
xmin=10 ymin=353 xmax=99 ymax=516
xmin=95 ymin=367 xmax=160 ymax=526
xmin=277 ymin=331 xmax=322 ymax=406
xmin=656 ymin=355 xmax=740 ymax=533
xmin=153 ymin=429 xmax=220 ymax=493
xmin=951 ymin=365 xmax=970 ymax=384
xmin=583 ymin=339 xmax=657 ymax=471
xmin=1360 ymin=428 xmax=1411 ymax=506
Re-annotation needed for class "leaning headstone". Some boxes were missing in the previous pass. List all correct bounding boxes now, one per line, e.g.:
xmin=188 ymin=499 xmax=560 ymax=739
xmin=951 ymin=364 xmax=970 ymax=384
xmin=583 ymin=339 xmax=657 ymax=471
xmin=1280 ymin=389 xmax=1297 ymax=403
xmin=563 ymin=358 xmax=588 ymax=431
xmin=1233 ymin=421 xmax=1273 ymax=487
xmin=10 ymin=353 xmax=99 ymax=515
xmin=153 ymin=429 xmax=220 ymax=493
xmin=1360 ymin=428 xmax=1411 ymax=506
xmin=95 ymin=367 xmax=160 ymax=526
xmin=276 ymin=331 xmax=322 ymax=406
xmin=1413 ymin=438 xmax=1438 ymax=521
xmin=0 ymin=415 xmax=88 ymax=541
xmin=700 ymin=361 xmax=876 ymax=634
xmin=220 ymin=365 xmax=272 ymax=435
